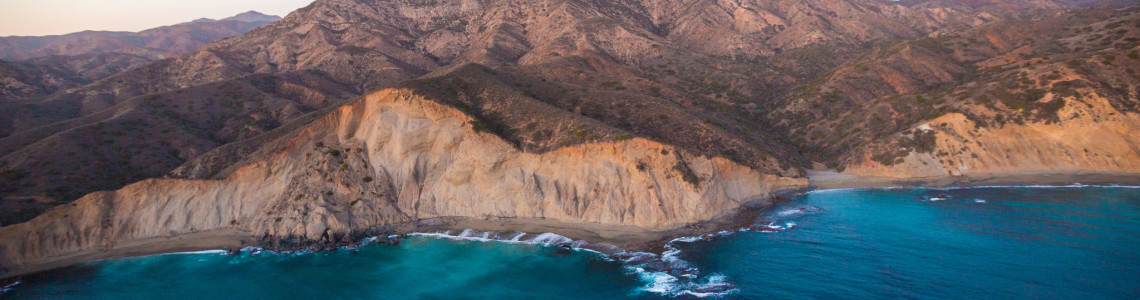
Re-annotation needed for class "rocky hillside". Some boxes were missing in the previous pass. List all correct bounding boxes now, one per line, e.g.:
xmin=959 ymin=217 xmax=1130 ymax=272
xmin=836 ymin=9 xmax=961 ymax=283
xmin=0 ymin=12 xmax=281 ymax=61
xmin=0 ymin=53 xmax=152 ymax=100
xmin=0 ymin=0 xmax=1137 ymax=272
xmin=0 ymin=0 xmax=998 ymax=211
xmin=0 ymin=87 xmax=804 ymax=272
xmin=772 ymin=5 xmax=1140 ymax=177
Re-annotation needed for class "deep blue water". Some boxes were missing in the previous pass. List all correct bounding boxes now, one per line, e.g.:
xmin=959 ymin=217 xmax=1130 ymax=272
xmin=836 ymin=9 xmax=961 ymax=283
xmin=4 ymin=186 xmax=1139 ymax=299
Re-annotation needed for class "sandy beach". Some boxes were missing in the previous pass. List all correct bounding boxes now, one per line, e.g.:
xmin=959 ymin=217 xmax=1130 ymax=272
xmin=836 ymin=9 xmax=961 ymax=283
xmin=1 ymin=229 xmax=252 ymax=280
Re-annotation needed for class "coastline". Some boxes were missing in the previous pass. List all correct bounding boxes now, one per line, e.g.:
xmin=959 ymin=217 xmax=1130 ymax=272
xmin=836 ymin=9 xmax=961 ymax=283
xmin=808 ymin=171 xmax=1140 ymax=190
xmin=0 ymin=217 xmax=748 ymax=281
xmin=4 ymin=171 xmax=1140 ymax=281
xmin=0 ymin=191 xmax=798 ymax=281
xmin=0 ymin=229 xmax=252 ymax=281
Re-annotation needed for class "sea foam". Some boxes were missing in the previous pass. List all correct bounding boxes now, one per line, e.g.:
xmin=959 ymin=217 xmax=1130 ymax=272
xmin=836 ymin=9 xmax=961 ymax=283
xmin=0 ymin=280 xmax=20 ymax=294
xmin=807 ymin=183 xmax=1140 ymax=195
xmin=618 ymin=203 xmax=823 ymax=298
xmin=407 ymin=228 xmax=743 ymax=297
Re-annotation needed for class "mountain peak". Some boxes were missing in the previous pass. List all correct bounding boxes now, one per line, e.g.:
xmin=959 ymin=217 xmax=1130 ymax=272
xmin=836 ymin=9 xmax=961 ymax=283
xmin=223 ymin=11 xmax=282 ymax=23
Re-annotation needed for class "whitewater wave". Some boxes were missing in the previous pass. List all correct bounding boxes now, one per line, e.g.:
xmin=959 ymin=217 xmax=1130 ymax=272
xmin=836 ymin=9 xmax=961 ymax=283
xmin=410 ymin=230 xmax=587 ymax=248
xmin=925 ymin=196 xmax=950 ymax=202
xmin=617 ymin=204 xmax=822 ymax=298
xmin=975 ymin=199 xmax=987 ymax=204
xmin=229 ymin=203 xmax=823 ymax=298
xmin=756 ymin=205 xmax=824 ymax=226
xmin=166 ymin=250 xmax=229 ymax=255
xmin=0 ymin=280 xmax=19 ymax=294
xmin=808 ymin=183 xmax=1140 ymax=194
xmin=406 ymin=228 xmax=741 ymax=297
xmin=618 ymin=238 xmax=738 ymax=298
xmin=84 ymin=249 xmax=231 ymax=264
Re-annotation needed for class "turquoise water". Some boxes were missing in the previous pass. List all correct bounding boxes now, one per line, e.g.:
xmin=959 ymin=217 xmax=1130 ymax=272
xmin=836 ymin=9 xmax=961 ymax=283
xmin=4 ymin=186 xmax=1139 ymax=299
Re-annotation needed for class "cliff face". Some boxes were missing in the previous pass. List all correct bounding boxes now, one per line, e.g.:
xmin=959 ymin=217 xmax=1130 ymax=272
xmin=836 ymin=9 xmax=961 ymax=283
xmin=2 ymin=0 xmax=1139 ymax=275
xmin=0 ymin=88 xmax=804 ymax=268
xmin=845 ymin=93 xmax=1140 ymax=177
xmin=772 ymin=5 xmax=1140 ymax=177
xmin=0 ymin=0 xmax=998 ymax=208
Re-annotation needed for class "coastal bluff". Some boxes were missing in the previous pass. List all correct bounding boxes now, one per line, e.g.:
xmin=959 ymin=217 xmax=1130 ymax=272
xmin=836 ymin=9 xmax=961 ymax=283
xmin=0 ymin=88 xmax=805 ymax=276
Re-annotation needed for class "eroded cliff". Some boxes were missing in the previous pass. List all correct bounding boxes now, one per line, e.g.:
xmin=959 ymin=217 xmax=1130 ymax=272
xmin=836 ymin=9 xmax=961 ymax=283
xmin=845 ymin=94 xmax=1140 ymax=177
xmin=0 ymin=88 xmax=805 ymax=271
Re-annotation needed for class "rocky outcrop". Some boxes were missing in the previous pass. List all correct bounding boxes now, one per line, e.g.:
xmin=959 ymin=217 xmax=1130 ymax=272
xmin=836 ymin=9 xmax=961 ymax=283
xmin=845 ymin=92 xmax=1140 ymax=177
xmin=0 ymin=88 xmax=804 ymax=270
xmin=772 ymin=6 xmax=1140 ymax=178
xmin=3 ymin=0 xmax=1137 ymax=276
xmin=0 ymin=0 xmax=1003 ymax=206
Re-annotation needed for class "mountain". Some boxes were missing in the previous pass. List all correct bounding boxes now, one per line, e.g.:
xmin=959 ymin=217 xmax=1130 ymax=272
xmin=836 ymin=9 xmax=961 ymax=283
xmin=223 ymin=11 xmax=286 ymax=23
xmin=770 ymin=5 xmax=1140 ymax=177
xmin=0 ymin=53 xmax=152 ymax=100
xmin=0 ymin=0 xmax=996 ymax=206
xmin=0 ymin=11 xmax=282 ymax=61
xmin=0 ymin=0 xmax=1137 ymax=277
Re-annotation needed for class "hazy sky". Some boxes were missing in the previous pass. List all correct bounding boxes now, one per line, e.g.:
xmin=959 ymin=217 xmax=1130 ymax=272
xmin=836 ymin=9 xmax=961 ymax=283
xmin=0 ymin=0 xmax=314 ymax=36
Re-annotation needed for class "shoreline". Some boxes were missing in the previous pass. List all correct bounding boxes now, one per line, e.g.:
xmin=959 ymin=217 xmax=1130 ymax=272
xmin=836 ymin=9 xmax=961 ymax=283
xmin=0 ymin=216 xmax=754 ymax=281
xmin=0 ymin=191 xmax=798 ymax=281
xmin=807 ymin=171 xmax=1140 ymax=190
xmin=0 ymin=229 xmax=252 ymax=282
xmin=4 ymin=171 xmax=1139 ymax=282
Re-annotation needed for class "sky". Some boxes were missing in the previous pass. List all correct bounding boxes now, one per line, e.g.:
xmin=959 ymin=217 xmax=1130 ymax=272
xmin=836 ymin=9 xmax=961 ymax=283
xmin=0 ymin=0 xmax=314 ymax=36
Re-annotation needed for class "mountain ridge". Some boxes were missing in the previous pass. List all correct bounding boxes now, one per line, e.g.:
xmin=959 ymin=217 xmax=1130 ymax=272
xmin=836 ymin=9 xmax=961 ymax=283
xmin=0 ymin=86 xmax=806 ymax=276
xmin=0 ymin=0 xmax=1137 ymax=277
xmin=0 ymin=11 xmax=282 ymax=61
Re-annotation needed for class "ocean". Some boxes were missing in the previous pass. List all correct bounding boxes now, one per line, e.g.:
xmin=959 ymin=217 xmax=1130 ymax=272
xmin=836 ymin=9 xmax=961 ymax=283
xmin=3 ymin=186 xmax=1139 ymax=299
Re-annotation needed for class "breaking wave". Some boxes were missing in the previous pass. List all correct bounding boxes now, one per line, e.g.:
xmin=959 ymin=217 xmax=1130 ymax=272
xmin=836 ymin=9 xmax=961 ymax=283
xmin=403 ymin=203 xmax=824 ymax=298
xmin=0 ymin=280 xmax=19 ymax=294
xmin=808 ymin=183 xmax=1140 ymax=195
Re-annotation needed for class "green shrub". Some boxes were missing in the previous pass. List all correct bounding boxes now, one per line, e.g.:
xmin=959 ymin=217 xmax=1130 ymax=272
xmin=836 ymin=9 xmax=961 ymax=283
xmin=903 ymin=130 xmax=938 ymax=153
xmin=672 ymin=153 xmax=699 ymax=187
xmin=1 ymin=169 xmax=26 ymax=181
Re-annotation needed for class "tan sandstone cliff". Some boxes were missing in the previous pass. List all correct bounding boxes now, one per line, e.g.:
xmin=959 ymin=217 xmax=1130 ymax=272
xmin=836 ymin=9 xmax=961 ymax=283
xmin=0 ymin=88 xmax=805 ymax=272
xmin=845 ymin=90 xmax=1140 ymax=178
